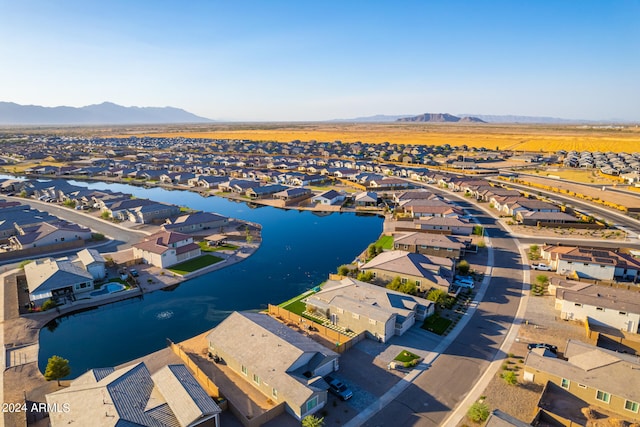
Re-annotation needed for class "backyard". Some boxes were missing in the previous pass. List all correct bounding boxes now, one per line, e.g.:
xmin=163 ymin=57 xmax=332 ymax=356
xmin=168 ymin=255 xmax=223 ymax=275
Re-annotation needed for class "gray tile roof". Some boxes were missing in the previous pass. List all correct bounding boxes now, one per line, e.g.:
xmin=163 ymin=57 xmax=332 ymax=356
xmin=77 ymin=248 xmax=105 ymax=267
xmin=46 ymin=362 xmax=220 ymax=427
xmin=361 ymin=250 xmax=453 ymax=277
xmin=24 ymin=258 xmax=93 ymax=295
xmin=206 ymin=312 xmax=338 ymax=408
xmin=525 ymin=339 xmax=640 ymax=403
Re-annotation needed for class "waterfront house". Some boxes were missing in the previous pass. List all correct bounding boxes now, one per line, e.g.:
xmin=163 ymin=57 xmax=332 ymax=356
xmin=46 ymin=362 xmax=221 ymax=427
xmin=524 ymin=340 xmax=640 ymax=423
xmin=126 ymin=202 xmax=181 ymax=224
xmin=76 ymin=248 xmax=106 ymax=280
xmin=133 ymin=231 xmax=201 ymax=268
xmin=163 ymin=212 xmax=230 ymax=233
xmin=393 ymin=232 xmax=469 ymax=259
xmin=304 ymin=277 xmax=435 ymax=342
xmin=549 ymin=279 xmax=640 ymax=333
xmin=360 ymin=250 xmax=454 ymax=293
xmin=413 ymin=217 xmax=474 ymax=236
xmin=207 ymin=311 xmax=339 ymax=421
xmin=311 ymin=190 xmax=345 ymax=206
xmin=24 ymin=257 xmax=95 ymax=306
xmin=354 ymin=191 xmax=378 ymax=207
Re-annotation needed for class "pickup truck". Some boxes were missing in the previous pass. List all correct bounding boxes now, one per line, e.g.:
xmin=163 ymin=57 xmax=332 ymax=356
xmin=532 ymin=263 xmax=551 ymax=271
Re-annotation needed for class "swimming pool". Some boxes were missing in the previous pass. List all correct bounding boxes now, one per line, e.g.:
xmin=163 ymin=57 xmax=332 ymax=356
xmin=90 ymin=283 xmax=126 ymax=297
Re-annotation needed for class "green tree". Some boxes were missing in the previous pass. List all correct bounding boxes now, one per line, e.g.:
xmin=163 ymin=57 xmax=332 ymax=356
xmin=301 ymin=415 xmax=324 ymax=427
xmin=63 ymin=199 xmax=76 ymax=208
xmin=386 ymin=276 xmax=402 ymax=291
xmin=44 ymin=355 xmax=71 ymax=386
xmin=535 ymin=274 xmax=549 ymax=286
xmin=426 ymin=289 xmax=449 ymax=305
xmin=457 ymin=260 xmax=470 ymax=275
xmin=337 ymin=265 xmax=351 ymax=276
xmin=400 ymin=281 xmax=417 ymax=295
xmin=100 ymin=211 xmax=111 ymax=220
xmin=367 ymin=243 xmax=377 ymax=258
xmin=467 ymin=402 xmax=490 ymax=423
xmin=502 ymin=371 xmax=518 ymax=385
xmin=357 ymin=271 xmax=374 ymax=282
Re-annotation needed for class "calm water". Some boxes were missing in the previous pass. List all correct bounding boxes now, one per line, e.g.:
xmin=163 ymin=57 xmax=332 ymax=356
xmin=35 ymin=180 xmax=383 ymax=377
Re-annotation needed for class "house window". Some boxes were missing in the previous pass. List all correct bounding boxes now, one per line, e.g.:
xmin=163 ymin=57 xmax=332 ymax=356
xmin=401 ymin=278 xmax=407 ymax=284
xmin=433 ymin=247 xmax=440 ymax=251
xmin=574 ymin=303 xmax=582 ymax=307
xmin=561 ymin=378 xmax=570 ymax=389
xmin=241 ymin=365 xmax=247 ymax=376
xmin=306 ymin=396 xmax=318 ymax=413
xmin=253 ymin=374 xmax=260 ymax=385
xmin=625 ymin=400 xmax=639 ymax=413
xmin=596 ymin=307 xmax=604 ymax=311
xmin=272 ymin=388 xmax=278 ymax=399
xmin=596 ymin=390 xmax=610 ymax=403
xmin=584 ymin=263 xmax=589 ymax=266
xmin=578 ymin=384 xmax=587 ymax=389
xmin=620 ymin=311 xmax=627 ymax=315
xmin=415 ymin=280 xmax=421 ymax=288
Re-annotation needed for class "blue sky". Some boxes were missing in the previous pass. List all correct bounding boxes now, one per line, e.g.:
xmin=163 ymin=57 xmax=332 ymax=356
xmin=0 ymin=1 xmax=638 ymax=121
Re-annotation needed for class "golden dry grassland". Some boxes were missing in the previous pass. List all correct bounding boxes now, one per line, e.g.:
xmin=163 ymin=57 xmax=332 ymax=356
xmin=113 ymin=123 xmax=640 ymax=153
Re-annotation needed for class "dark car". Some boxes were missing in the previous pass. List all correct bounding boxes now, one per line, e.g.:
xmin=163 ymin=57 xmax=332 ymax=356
xmin=326 ymin=376 xmax=353 ymax=401
xmin=129 ymin=268 xmax=139 ymax=277
xmin=527 ymin=343 xmax=558 ymax=354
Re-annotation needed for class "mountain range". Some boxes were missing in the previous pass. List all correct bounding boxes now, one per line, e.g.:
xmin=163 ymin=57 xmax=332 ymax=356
xmin=396 ymin=113 xmax=486 ymax=123
xmin=0 ymin=102 xmax=213 ymax=125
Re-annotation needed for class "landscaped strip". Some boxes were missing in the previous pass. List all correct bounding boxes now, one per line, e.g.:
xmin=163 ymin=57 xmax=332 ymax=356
xmin=421 ymin=314 xmax=452 ymax=335
xmin=168 ymin=255 xmax=223 ymax=275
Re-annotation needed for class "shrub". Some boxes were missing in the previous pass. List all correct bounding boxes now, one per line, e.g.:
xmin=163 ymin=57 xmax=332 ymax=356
xmin=42 ymin=299 xmax=58 ymax=311
xmin=19 ymin=259 xmax=34 ymax=269
xmin=92 ymin=233 xmax=105 ymax=241
xmin=467 ymin=402 xmax=489 ymax=423
xmin=501 ymin=371 xmax=517 ymax=385
xmin=457 ymin=260 xmax=470 ymax=275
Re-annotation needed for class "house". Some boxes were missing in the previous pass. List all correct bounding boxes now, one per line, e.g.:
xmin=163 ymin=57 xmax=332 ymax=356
xmin=207 ymin=311 xmax=339 ymax=420
xmin=516 ymin=210 xmax=580 ymax=226
xmin=304 ymin=277 xmax=435 ymax=342
xmin=354 ymin=191 xmax=378 ymax=207
xmin=246 ymin=183 xmax=288 ymax=199
xmin=541 ymin=245 xmax=640 ymax=281
xmin=133 ymin=231 xmax=201 ymax=268
xmin=312 ymin=190 xmax=346 ymax=206
xmin=274 ymin=187 xmax=313 ymax=202
xmin=393 ymin=232 xmax=469 ymax=259
xmin=413 ymin=217 xmax=474 ymax=236
xmin=550 ymin=279 xmax=640 ymax=333
xmin=524 ymin=340 xmax=640 ymax=423
xmin=163 ymin=212 xmax=229 ymax=233
xmin=46 ymin=362 xmax=221 ymax=427
xmin=76 ymin=248 xmax=106 ymax=280
xmin=360 ymin=250 xmax=453 ymax=293
xmin=9 ymin=221 xmax=92 ymax=250
xmin=127 ymin=202 xmax=181 ymax=224
xmin=24 ymin=257 xmax=95 ymax=306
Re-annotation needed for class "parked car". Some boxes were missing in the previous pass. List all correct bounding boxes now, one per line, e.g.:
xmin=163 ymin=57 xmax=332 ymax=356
xmin=455 ymin=276 xmax=474 ymax=286
xmin=532 ymin=263 xmax=552 ymax=271
xmin=326 ymin=376 xmax=353 ymax=401
xmin=527 ymin=343 xmax=558 ymax=354
xmin=129 ymin=268 xmax=139 ymax=277
xmin=453 ymin=280 xmax=475 ymax=289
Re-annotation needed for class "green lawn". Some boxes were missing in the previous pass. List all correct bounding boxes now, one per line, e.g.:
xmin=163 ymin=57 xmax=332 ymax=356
xmin=281 ymin=292 xmax=314 ymax=315
xmin=375 ymin=235 xmax=394 ymax=250
xmin=421 ymin=314 xmax=452 ymax=335
xmin=198 ymin=241 xmax=239 ymax=252
xmin=394 ymin=350 xmax=421 ymax=364
xmin=168 ymin=255 xmax=223 ymax=275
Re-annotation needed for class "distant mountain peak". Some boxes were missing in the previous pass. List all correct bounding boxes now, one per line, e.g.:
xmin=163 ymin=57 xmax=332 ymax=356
xmin=0 ymin=101 xmax=213 ymax=125
xmin=396 ymin=113 xmax=486 ymax=123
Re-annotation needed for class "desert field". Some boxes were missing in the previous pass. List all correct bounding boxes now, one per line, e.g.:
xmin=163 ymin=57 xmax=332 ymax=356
xmin=111 ymin=123 xmax=640 ymax=153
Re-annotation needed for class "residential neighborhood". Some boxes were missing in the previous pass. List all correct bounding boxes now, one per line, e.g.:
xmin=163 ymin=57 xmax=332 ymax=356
xmin=1 ymin=134 xmax=640 ymax=427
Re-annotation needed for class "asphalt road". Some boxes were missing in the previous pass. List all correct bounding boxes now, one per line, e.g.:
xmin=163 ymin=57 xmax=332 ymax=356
xmin=5 ymin=196 xmax=146 ymax=253
xmin=488 ymin=178 xmax=640 ymax=236
xmin=363 ymin=199 xmax=524 ymax=426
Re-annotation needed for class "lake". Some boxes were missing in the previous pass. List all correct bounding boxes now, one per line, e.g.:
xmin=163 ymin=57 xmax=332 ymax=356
xmin=35 ymin=180 xmax=383 ymax=376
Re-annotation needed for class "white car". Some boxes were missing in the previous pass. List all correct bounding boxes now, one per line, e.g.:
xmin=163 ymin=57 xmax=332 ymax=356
xmin=532 ymin=263 xmax=552 ymax=271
